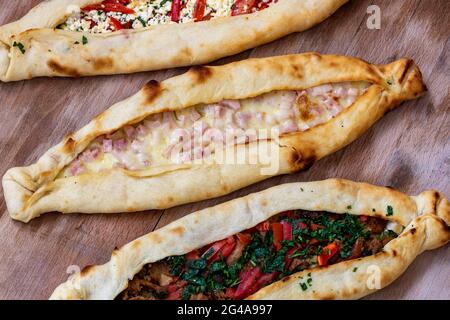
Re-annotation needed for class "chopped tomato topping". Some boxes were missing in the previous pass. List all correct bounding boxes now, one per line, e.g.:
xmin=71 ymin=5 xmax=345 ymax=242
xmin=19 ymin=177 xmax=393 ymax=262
xmin=317 ymin=242 xmax=339 ymax=266
xmin=310 ymin=223 xmax=320 ymax=231
xmin=256 ymin=221 xmax=270 ymax=232
xmin=297 ymin=221 xmax=307 ymax=229
xmin=309 ymin=238 xmax=319 ymax=245
xmin=236 ymin=232 xmax=251 ymax=245
xmin=272 ymin=222 xmax=283 ymax=250
xmin=281 ymin=221 xmax=293 ymax=241
xmin=186 ymin=249 xmax=200 ymax=260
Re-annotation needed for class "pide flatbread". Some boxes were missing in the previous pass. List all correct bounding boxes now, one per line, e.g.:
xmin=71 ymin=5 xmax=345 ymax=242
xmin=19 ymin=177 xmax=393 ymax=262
xmin=2 ymin=53 xmax=426 ymax=223
xmin=49 ymin=179 xmax=450 ymax=300
xmin=0 ymin=0 xmax=348 ymax=82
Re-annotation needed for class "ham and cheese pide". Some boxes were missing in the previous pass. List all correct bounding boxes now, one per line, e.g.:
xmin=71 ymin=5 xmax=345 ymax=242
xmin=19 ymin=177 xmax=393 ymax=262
xmin=2 ymin=53 xmax=426 ymax=223
xmin=49 ymin=179 xmax=450 ymax=300
xmin=0 ymin=0 xmax=348 ymax=82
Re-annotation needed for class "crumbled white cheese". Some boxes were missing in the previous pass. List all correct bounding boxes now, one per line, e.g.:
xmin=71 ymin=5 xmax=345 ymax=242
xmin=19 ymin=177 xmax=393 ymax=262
xmin=59 ymin=0 xmax=276 ymax=34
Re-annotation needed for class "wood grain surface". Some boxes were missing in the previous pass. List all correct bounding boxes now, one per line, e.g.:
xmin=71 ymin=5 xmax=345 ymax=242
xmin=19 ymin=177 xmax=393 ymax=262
xmin=0 ymin=0 xmax=448 ymax=300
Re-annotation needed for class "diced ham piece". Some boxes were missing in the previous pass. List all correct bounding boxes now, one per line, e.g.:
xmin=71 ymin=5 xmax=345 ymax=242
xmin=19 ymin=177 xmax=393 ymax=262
xmin=130 ymin=140 xmax=141 ymax=154
xmin=114 ymin=138 xmax=127 ymax=152
xmin=235 ymin=111 xmax=252 ymax=128
xmin=162 ymin=112 xmax=177 ymax=129
xmin=144 ymin=119 xmax=162 ymax=130
xmin=124 ymin=125 xmax=136 ymax=139
xmin=80 ymin=147 xmax=101 ymax=162
xmin=307 ymin=84 xmax=333 ymax=96
xmin=69 ymin=159 xmax=84 ymax=176
xmin=220 ymin=99 xmax=241 ymax=110
xmin=280 ymin=120 xmax=299 ymax=134
xmin=189 ymin=108 xmax=201 ymax=122
xmin=136 ymin=124 xmax=147 ymax=136
xmin=332 ymin=86 xmax=346 ymax=97
xmin=255 ymin=112 xmax=264 ymax=122
xmin=203 ymin=128 xmax=224 ymax=145
xmin=102 ymin=139 xmax=113 ymax=153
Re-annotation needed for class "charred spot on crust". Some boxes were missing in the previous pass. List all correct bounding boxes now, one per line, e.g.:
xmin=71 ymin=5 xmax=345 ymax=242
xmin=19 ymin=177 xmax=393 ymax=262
xmin=131 ymin=240 xmax=141 ymax=250
xmin=92 ymin=57 xmax=114 ymax=70
xmin=398 ymin=59 xmax=414 ymax=84
xmin=190 ymin=65 xmax=213 ymax=84
xmin=47 ymin=59 xmax=81 ymax=77
xmin=410 ymin=227 xmax=416 ymax=235
xmin=392 ymin=249 xmax=397 ymax=256
xmin=142 ymin=80 xmax=162 ymax=105
xmin=170 ymin=226 xmax=185 ymax=235
xmin=81 ymin=265 xmax=95 ymax=276
xmin=62 ymin=135 xmax=76 ymax=154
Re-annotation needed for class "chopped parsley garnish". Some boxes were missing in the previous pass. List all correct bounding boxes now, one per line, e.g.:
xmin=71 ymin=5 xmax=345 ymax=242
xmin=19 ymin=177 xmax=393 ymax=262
xmin=386 ymin=205 xmax=394 ymax=216
xmin=137 ymin=16 xmax=147 ymax=27
xmin=13 ymin=42 xmax=25 ymax=54
xmin=300 ymin=188 xmax=304 ymax=192
xmin=353 ymin=267 xmax=358 ymax=272
xmin=82 ymin=36 xmax=88 ymax=45
xmin=74 ymin=41 xmax=80 ymax=45
xmin=347 ymin=205 xmax=352 ymax=210
xmin=299 ymin=273 xmax=312 ymax=291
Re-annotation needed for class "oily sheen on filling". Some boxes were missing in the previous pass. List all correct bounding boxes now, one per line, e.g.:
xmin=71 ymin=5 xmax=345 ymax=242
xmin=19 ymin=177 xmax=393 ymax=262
xmin=117 ymin=210 xmax=400 ymax=300
xmin=58 ymin=0 xmax=279 ymax=34
xmin=60 ymin=82 xmax=369 ymax=178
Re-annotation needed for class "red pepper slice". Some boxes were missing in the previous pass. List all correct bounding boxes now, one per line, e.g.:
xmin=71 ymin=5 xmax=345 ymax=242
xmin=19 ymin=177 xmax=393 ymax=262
xmin=219 ymin=237 xmax=237 ymax=259
xmin=236 ymin=232 xmax=251 ymax=245
xmin=309 ymin=238 xmax=319 ymax=245
xmin=272 ymin=222 xmax=283 ymax=250
xmin=310 ymin=223 xmax=320 ymax=231
xmin=82 ymin=2 xmax=135 ymax=14
xmin=186 ymin=249 xmax=200 ymax=260
xmin=193 ymin=0 xmax=207 ymax=21
xmin=317 ymin=242 xmax=339 ymax=266
xmin=109 ymin=16 xmax=124 ymax=30
xmin=234 ymin=267 xmax=262 ymax=299
xmin=256 ymin=221 xmax=270 ymax=232
xmin=281 ymin=221 xmax=292 ymax=241
xmin=202 ymin=239 xmax=227 ymax=261
xmin=171 ymin=0 xmax=182 ymax=22
xmin=231 ymin=0 xmax=257 ymax=16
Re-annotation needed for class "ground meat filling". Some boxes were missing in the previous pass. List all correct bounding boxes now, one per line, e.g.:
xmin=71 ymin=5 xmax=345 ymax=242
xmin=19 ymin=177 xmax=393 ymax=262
xmin=117 ymin=210 xmax=398 ymax=300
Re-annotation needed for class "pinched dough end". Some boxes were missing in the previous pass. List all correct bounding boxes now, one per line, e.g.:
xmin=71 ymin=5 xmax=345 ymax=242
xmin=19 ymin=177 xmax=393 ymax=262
xmin=0 ymin=41 xmax=10 ymax=80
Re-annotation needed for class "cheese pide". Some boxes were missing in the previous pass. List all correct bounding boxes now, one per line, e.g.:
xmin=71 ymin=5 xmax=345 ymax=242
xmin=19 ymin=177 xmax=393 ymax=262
xmin=2 ymin=53 xmax=426 ymax=223
xmin=0 ymin=0 xmax=348 ymax=81
xmin=50 ymin=179 xmax=450 ymax=300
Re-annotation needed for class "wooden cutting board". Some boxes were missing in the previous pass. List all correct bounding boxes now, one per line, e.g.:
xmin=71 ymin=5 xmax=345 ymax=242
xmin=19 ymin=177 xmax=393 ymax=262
xmin=0 ymin=0 xmax=448 ymax=300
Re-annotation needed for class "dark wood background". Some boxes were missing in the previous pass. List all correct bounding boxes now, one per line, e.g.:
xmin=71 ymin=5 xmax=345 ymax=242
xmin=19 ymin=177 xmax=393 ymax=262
xmin=0 ymin=0 xmax=448 ymax=299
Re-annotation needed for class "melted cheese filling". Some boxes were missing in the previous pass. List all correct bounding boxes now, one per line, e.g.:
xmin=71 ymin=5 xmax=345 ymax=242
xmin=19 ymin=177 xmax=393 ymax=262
xmin=59 ymin=81 xmax=369 ymax=178
xmin=58 ymin=0 xmax=278 ymax=34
